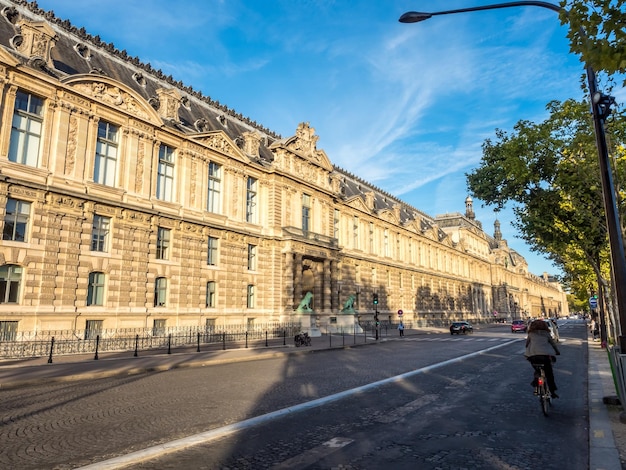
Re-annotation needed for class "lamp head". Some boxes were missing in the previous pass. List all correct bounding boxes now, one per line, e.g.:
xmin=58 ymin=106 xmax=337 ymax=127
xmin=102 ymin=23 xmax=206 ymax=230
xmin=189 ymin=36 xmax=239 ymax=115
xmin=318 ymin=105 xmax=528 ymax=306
xmin=399 ymin=11 xmax=433 ymax=23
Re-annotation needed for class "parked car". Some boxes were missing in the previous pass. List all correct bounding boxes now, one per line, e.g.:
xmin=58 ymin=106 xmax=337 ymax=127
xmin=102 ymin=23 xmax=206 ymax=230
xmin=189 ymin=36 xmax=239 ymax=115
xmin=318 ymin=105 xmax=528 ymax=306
xmin=511 ymin=320 xmax=527 ymax=333
xmin=450 ymin=321 xmax=473 ymax=335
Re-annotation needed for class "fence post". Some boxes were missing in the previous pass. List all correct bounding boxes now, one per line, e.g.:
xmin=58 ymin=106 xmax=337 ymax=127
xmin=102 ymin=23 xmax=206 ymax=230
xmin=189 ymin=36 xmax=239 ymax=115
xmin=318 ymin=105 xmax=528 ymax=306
xmin=245 ymin=331 xmax=248 ymax=348
xmin=94 ymin=334 xmax=100 ymax=360
xmin=134 ymin=334 xmax=139 ymax=357
xmin=222 ymin=332 xmax=226 ymax=350
xmin=265 ymin=331 xmax=268 ymax=347
xmin=167 ymin=334 xmax=172 ymax=354
xmin=197 ymin=332 xmax=200 ymax=352
xmin=48 ymin=336 xmax=54 ymax=363
xmin=329 ymin=332 xmax=332 ymax=348
xmin=283 ymin=329 xmax=286 ymax=346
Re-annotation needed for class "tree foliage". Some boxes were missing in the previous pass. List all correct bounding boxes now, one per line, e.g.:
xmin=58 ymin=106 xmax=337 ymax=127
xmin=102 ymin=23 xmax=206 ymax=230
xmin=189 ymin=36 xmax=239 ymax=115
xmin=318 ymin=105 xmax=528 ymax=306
xmin=562 ymin=0 xmax=626 ymax=83
xmin=466 ymin=99 xmax=624 ymax=305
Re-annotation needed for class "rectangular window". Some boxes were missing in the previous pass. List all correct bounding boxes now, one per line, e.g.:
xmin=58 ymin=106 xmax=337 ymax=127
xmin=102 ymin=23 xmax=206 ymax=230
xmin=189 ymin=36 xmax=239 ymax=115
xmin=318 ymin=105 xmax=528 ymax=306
xmin=0 ymin=265 xmax=21 ymax=304
xmin=302 ymin=194 xmax=311 ymax=232
xmin=246 ymin=177 xmax=257 ymax=223
xmin=156 ymin=227 xmax=171 ymax=260
xmin=206 ymin=281 xmax=216 ymax=308
xmin=85 ymin=320 xmax=103 ymax=340
xmin=353 ymin=216 xmax=359 ymax=249
xmin=247 ymin=284 xmax=255 ymax=308
xmin=154 ymin=277 xmax=167 ymax=306
xmin=87 ymin=272 xmax=105 ymax=306
xmin=0 ymin=321 xmax=18 ymax=341
xmin=205 ymin=318 xmax=216 ymax=332
xmin=91 ymin=215 xmax=110 ymax=252
xmin=3 ymin=198 xmax=30 ymax=242
xmin=207 ymin=162 xmax=222 ymax=213
xmin=384 ymin=229 xmax=390 ymax=257
xmin=94 ymin=121 xmax=118 ymax=186
xmin=207 ymin=236 xmax=218 ymax=266
xmin=152 ymin=319 xmax=166 ymax=336
xmin=157 ymin=144 xmax=175 ymax=201
xmin=334 ymin=209 xmax=340 ymax=239
xmin=247 ymin=244 xmax=257 ymax=271
xmin=9 ymin=90 xmax=44 ymax=166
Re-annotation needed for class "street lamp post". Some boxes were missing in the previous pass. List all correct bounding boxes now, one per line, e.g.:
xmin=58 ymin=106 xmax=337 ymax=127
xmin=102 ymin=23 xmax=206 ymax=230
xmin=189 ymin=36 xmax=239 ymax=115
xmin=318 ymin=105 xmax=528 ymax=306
xmin=399 ymin=1 xmax=626 ymax=351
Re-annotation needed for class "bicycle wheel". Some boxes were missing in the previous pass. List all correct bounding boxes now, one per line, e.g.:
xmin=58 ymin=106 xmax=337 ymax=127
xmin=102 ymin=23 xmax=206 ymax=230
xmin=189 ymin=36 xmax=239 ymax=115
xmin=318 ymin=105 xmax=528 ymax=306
xmin=538 ymin=379 xmax=550 ymax=416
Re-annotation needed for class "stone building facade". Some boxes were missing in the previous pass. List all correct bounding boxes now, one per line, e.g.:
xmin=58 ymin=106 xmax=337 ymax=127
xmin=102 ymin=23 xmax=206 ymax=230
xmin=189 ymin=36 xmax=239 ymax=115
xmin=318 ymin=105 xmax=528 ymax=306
xmin=0 ymin=1 xmax=566 ymax=339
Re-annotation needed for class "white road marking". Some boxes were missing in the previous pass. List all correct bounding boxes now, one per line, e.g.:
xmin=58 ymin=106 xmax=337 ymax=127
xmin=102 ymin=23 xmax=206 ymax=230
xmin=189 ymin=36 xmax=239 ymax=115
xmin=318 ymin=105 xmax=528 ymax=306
xmin=76 ymin=339 xmax=521 ymax=470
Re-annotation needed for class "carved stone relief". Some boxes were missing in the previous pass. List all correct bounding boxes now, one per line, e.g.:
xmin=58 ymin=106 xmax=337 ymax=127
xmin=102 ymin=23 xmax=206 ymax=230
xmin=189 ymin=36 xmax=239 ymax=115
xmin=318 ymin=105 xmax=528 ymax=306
xmin=73 ymin=82 xmax=149 ymax=119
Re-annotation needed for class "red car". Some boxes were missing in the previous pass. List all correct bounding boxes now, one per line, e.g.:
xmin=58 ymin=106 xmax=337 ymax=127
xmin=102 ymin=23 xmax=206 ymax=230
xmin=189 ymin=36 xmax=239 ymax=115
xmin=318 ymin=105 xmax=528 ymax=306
xmin=511 ymin=320 xmax=527 ymax=333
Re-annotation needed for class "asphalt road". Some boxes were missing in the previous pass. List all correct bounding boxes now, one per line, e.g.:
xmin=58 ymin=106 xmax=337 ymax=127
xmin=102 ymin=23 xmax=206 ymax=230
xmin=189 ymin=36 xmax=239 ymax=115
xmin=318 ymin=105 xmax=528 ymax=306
xmin=0 ymin=322 xmax=587 ymax=469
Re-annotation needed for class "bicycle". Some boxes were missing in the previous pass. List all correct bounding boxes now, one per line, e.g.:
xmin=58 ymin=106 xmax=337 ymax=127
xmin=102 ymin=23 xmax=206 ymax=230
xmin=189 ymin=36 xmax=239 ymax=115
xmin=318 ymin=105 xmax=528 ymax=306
xmin=294 ymin=332 xmax=311 ymax=347
xmin=531 ymin=362 xmax=552 ymax=416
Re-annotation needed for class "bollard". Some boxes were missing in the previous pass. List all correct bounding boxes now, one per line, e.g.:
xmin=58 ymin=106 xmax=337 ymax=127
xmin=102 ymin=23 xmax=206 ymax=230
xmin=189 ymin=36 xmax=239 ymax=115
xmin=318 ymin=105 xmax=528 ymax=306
xmin=134 ymin=334 xmax=139 ymax=357
xmin=197 ymin=332 xmax=200 ymax=352
xmin=343 ymin=331 xmax=345 ymax=347
xmin=283 ymin=330 xmax=286 ymax=346
xmin=48 ymin=336 xmax=54 ymax=363
xmin=222 ymin=332 xmax=226 ymax=350
xmin=94 ymin=334 xmax=100 ymax=360
xmin=245 ymin=331 xmax=248 ymax=348
xmin=167 ymin=334 xmax=171 ymax=354
xmin=264 ymin=331 xmax=268 ymax=347
xmin=329 ymin=333 xmax=332 ymax=348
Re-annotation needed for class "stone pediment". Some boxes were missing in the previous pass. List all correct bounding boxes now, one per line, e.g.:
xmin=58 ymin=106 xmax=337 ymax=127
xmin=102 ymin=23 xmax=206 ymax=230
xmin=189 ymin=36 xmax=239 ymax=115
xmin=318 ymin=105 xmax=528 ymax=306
xmin=378 ymin=209 xmax=399 ymax=225
xmin=63 ymin=75 xmax=161 ymax=125
xmin=270 ymin=122 xmax=333 ymax=172
xmin=345 ymin=195 xmax=371 ymax=214
xmin=192 ymin=130 xmax=248 ymax=161
xmin=0 ymin=45 xmax=21 ymax=68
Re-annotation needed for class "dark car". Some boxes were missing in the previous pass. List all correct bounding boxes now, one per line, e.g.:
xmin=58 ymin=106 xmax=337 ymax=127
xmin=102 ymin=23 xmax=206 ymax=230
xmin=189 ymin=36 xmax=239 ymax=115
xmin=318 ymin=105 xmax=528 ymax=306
xmin=511 ymin=320 xmax=528 ymax=333
xmin=450 ymin=321 xmax=473 ymax=335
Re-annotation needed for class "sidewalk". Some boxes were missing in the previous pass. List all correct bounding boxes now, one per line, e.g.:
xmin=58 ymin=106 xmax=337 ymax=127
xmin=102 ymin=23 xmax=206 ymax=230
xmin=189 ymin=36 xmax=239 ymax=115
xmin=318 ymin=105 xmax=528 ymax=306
xmin=588 ymin=339 xmax=623 ymax=470
xmin=0 ymin=326 xmax=622 ymax=469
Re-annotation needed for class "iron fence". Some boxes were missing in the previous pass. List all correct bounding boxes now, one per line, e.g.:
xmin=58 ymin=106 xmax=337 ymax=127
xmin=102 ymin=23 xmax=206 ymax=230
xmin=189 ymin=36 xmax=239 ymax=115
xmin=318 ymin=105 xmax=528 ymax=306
xmin=0 ymin=322 xmax=303 ymax=360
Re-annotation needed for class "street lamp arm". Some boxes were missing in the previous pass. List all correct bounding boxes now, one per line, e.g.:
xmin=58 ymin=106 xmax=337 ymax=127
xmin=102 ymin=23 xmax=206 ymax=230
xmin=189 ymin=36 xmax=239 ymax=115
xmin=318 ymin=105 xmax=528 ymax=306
xmin=399 ymin=1 xmax=560 ymax=23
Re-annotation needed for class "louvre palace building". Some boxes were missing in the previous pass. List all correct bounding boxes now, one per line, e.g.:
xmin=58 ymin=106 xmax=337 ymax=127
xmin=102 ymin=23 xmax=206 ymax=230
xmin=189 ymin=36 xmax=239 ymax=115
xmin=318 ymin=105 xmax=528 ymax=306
xmin=0 ymin=1 xmax=567 ymax=339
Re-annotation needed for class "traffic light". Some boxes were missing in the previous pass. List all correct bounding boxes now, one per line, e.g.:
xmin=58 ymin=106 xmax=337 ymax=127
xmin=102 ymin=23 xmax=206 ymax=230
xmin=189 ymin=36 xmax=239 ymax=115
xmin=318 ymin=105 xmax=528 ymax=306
xmin=373 ymin=293 xmax=379 ymax=305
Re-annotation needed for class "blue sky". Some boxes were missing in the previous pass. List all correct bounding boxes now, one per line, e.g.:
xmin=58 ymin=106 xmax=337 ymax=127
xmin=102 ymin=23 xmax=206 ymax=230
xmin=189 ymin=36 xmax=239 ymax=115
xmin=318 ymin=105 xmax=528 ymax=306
xmin=35 ymin=0 xmax=625 ymax=276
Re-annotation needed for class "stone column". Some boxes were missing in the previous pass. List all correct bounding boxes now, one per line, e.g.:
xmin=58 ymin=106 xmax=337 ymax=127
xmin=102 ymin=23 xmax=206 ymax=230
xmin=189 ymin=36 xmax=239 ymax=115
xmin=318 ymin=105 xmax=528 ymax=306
xmin=323 ymin=259 xmax=332 ymax=313
xmin=294 ymin=254 xmax=303 ymax=307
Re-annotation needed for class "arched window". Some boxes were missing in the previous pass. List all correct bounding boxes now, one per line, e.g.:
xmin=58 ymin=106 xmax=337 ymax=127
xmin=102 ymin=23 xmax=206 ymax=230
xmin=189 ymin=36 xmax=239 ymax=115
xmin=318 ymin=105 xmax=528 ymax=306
xmin=0 ymin=264 xmax=22 ymax=303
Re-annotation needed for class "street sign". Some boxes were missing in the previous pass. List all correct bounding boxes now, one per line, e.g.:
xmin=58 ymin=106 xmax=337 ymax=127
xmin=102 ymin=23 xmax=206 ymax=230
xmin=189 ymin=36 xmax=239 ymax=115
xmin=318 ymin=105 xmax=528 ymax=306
xmin=397 ymin=309 xmax=403 ymax=316
xmin=589 ymin=297 xmax=598 ymax=309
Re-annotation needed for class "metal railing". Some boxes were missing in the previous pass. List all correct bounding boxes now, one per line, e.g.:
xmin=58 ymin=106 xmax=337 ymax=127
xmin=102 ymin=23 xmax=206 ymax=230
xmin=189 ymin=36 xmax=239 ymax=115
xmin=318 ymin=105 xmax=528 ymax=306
xmin=0 ymin=323 xmax=303 ymax=360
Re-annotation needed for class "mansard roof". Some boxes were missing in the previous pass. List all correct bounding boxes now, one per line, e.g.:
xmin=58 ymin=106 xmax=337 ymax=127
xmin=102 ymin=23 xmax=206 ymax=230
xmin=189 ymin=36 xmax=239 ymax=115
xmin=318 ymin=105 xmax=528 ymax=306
xmin=0 ymin=0 xmax=511 ymax=254
xmin=0 ymin=1 xmax=278 ymax=163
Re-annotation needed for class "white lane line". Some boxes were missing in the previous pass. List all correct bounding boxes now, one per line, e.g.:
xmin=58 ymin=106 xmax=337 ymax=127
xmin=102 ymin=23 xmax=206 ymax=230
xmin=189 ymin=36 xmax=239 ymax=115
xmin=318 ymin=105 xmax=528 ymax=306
xmin=270 ymin=437 xmax=354 ymax=469
xmin=76 ymin=339 xmax=521 ymax=470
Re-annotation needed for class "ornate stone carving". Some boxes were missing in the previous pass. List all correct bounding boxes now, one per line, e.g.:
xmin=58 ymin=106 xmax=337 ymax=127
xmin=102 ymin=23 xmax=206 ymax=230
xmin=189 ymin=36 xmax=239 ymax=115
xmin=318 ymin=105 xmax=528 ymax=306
xmin=65 ymin=114 xmax=77 ymax=175
xmin=242 ymin=131 xmax=261 ymax=157
xmin=155 ymin=87 xmax=181 ymax=121
xmin=13 ymin=19 xmax=57 ymax=69
xmin=73 ymin=82 xmax=149 ymax=119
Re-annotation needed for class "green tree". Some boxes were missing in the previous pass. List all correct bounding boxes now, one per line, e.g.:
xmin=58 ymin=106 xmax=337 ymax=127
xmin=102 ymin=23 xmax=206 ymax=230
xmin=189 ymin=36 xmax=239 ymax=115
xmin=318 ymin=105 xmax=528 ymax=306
xmin=562 ymin=0 xmax=626 ymax=82
xmin=466 ymin=99 xmax=623 ymax=332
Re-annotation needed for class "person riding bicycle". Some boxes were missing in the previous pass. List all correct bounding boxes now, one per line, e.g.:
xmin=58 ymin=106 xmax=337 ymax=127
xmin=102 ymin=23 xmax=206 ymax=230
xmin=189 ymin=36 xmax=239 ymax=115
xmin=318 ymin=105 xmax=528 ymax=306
xmin=524 ymin=319 xmax=561 ymax=398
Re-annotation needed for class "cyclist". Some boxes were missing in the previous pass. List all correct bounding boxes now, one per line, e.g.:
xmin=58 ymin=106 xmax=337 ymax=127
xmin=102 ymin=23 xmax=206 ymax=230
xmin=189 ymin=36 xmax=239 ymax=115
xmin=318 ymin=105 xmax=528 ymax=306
xmin=525 ymin=319 xmax=561 ymax=398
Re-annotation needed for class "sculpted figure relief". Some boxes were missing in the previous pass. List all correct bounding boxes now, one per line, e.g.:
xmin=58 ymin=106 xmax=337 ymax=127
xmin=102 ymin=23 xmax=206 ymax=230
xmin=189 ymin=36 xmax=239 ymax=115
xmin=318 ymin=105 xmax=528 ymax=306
xmin=296 ymin=291 xmax=313 ymax=312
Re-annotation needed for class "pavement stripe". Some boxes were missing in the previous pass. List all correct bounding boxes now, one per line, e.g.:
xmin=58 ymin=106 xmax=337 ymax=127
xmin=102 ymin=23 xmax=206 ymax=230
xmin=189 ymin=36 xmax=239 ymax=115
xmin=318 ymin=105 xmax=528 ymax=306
xmin=270 ymin=437 xmax=354 ymax=469
xmin=75 ymin=339 xmax=520 ymax=470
